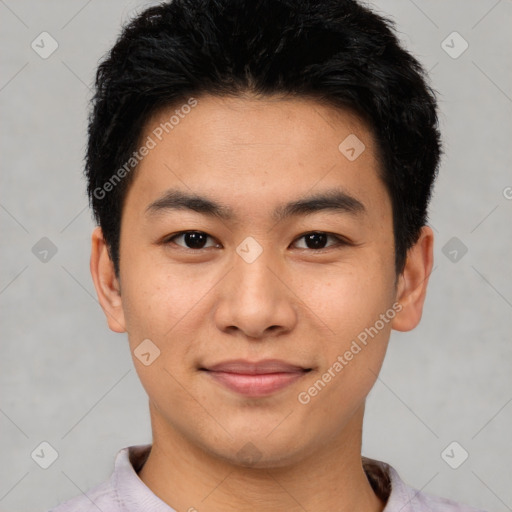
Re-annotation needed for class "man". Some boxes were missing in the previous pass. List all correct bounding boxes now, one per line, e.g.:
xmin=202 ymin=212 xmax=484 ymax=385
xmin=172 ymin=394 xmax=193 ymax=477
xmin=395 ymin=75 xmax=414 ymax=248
xmin=50 ymin=0 xmax=485 ymax=510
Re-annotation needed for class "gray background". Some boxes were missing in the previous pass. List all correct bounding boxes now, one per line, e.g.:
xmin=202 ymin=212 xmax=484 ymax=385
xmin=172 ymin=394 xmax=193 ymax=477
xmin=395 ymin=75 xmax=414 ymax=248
xmin=1 ymin=1 xmax=511 ymax=511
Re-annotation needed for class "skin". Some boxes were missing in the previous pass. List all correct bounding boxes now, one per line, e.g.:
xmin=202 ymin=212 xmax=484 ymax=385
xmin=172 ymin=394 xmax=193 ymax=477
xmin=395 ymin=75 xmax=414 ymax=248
xmin=91 ymin=94 xmax=433 ymax=512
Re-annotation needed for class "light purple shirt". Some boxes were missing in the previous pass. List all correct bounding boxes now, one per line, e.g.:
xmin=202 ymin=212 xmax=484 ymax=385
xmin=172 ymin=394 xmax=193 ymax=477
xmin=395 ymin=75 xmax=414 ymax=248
xmin=49 ymin=445 xmax=486 ymax=512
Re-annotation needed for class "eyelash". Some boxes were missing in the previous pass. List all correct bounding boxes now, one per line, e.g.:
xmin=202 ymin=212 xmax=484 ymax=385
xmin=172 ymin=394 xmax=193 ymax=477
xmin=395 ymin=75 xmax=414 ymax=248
xmin=162 ymin=231 xmax=351 ymax=251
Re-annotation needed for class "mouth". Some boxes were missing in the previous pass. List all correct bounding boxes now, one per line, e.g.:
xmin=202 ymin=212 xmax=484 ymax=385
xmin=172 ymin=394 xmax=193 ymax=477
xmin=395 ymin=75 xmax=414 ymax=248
xmin=199 ymin=359 xmax=312 ymax=397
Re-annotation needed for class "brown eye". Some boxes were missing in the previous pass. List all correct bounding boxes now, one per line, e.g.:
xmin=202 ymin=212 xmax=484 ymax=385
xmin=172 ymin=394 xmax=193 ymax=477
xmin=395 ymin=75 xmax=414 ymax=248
xmin=167 ymin=231 xmax=219 ymax=249
xmin=293 ymin=232 xmax=347 ymax=250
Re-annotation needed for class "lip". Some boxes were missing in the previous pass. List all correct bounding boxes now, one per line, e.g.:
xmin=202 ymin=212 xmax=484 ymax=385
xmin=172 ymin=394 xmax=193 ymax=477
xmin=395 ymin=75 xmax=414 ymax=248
xmin=201 ymin=359 xmax=311 ymax=397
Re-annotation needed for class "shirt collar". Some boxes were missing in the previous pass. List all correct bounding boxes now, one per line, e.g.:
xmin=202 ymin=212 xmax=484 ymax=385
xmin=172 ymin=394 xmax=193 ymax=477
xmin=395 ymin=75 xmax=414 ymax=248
xmin=113 ymin=444 xmax=174 ymax=511
xmin=113 ymin=444 xmax=419 ymax=511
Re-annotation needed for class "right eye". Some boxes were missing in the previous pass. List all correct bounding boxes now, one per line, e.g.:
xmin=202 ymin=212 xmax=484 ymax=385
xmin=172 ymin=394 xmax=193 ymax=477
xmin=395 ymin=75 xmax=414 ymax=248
xmin=163 ymin=231 xmax=221 ymax=250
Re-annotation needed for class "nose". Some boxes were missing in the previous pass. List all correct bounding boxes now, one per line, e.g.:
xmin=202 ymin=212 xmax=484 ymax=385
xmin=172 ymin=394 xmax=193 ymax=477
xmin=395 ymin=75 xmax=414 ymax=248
xmin=213 ymin=250 xmax=298 ymax=340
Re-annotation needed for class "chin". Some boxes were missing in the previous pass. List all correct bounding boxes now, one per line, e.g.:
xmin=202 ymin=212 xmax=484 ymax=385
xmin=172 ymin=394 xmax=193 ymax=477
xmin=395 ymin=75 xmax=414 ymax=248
xmin=198 ymin=428 xmax=314 ymax=470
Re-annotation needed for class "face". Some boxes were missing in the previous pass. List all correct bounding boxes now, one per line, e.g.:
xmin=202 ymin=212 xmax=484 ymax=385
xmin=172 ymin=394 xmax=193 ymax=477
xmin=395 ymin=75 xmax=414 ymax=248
xmin=92 ymin=94 xmax=432 ymax=468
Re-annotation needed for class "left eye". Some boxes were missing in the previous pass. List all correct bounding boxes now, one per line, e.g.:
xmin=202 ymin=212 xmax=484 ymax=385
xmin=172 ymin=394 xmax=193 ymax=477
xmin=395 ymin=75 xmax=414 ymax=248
xmin=292 ymin=232 xmax=346 ymax=250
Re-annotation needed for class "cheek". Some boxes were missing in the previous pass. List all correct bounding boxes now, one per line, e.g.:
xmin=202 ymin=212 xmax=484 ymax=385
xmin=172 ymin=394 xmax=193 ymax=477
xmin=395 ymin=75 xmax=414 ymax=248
xmin=298 ymin=303 xmax=393 ymax=418
xmin=120 ymin=260 xmax=198 ymax=334
xmin=119 ymin=263 xmax=224 ymax=381
xmin=298 ymin=255 xmax=396 ymax=388
xmin=299 ymin=259 xmax=394 ymax=332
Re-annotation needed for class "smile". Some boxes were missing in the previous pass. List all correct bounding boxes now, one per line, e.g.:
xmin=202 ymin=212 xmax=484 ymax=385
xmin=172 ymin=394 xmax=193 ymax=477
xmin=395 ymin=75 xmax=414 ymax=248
xmin=200 ymin=359 xmax=312 ymax=397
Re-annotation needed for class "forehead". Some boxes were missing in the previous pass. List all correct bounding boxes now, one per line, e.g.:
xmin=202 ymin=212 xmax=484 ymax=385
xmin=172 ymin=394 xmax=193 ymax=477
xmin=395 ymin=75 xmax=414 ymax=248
xmin=125 ymin=94 xmax=389 ymax=223
xmin=145 ymin=94 xmax=376 ymax=157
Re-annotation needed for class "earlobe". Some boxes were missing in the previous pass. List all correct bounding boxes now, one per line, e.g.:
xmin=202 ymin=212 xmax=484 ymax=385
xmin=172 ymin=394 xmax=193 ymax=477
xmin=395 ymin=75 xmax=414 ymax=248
xmin=391 ymin=226 xmax=434 ymax=332
xmin=90 ymin=227 xmax=126 ymax=333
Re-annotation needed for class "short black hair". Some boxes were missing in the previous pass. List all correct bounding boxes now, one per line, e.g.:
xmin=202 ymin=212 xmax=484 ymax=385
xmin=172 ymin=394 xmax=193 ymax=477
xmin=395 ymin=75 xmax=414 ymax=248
xmin=86 ymin=0 xmax=441 ymax=276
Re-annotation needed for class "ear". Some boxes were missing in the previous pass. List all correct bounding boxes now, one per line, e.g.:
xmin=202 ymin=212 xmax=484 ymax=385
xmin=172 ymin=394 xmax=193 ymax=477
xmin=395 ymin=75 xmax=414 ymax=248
xmin=392 ymin=225 xmax=434 ymax=332
xmin=90 ymin=226 xmax=126 ymax=333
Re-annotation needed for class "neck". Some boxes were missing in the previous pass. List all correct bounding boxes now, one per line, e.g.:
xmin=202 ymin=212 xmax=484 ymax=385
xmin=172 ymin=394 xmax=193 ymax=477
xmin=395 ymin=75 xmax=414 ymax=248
xmin=138 ymin=402 xmax=385 ymax=512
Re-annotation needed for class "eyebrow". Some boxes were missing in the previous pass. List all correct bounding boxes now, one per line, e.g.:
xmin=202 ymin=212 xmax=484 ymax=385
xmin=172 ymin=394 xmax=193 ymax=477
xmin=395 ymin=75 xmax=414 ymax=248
xmin=145 ymin=188 xmax=366 ymax=222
